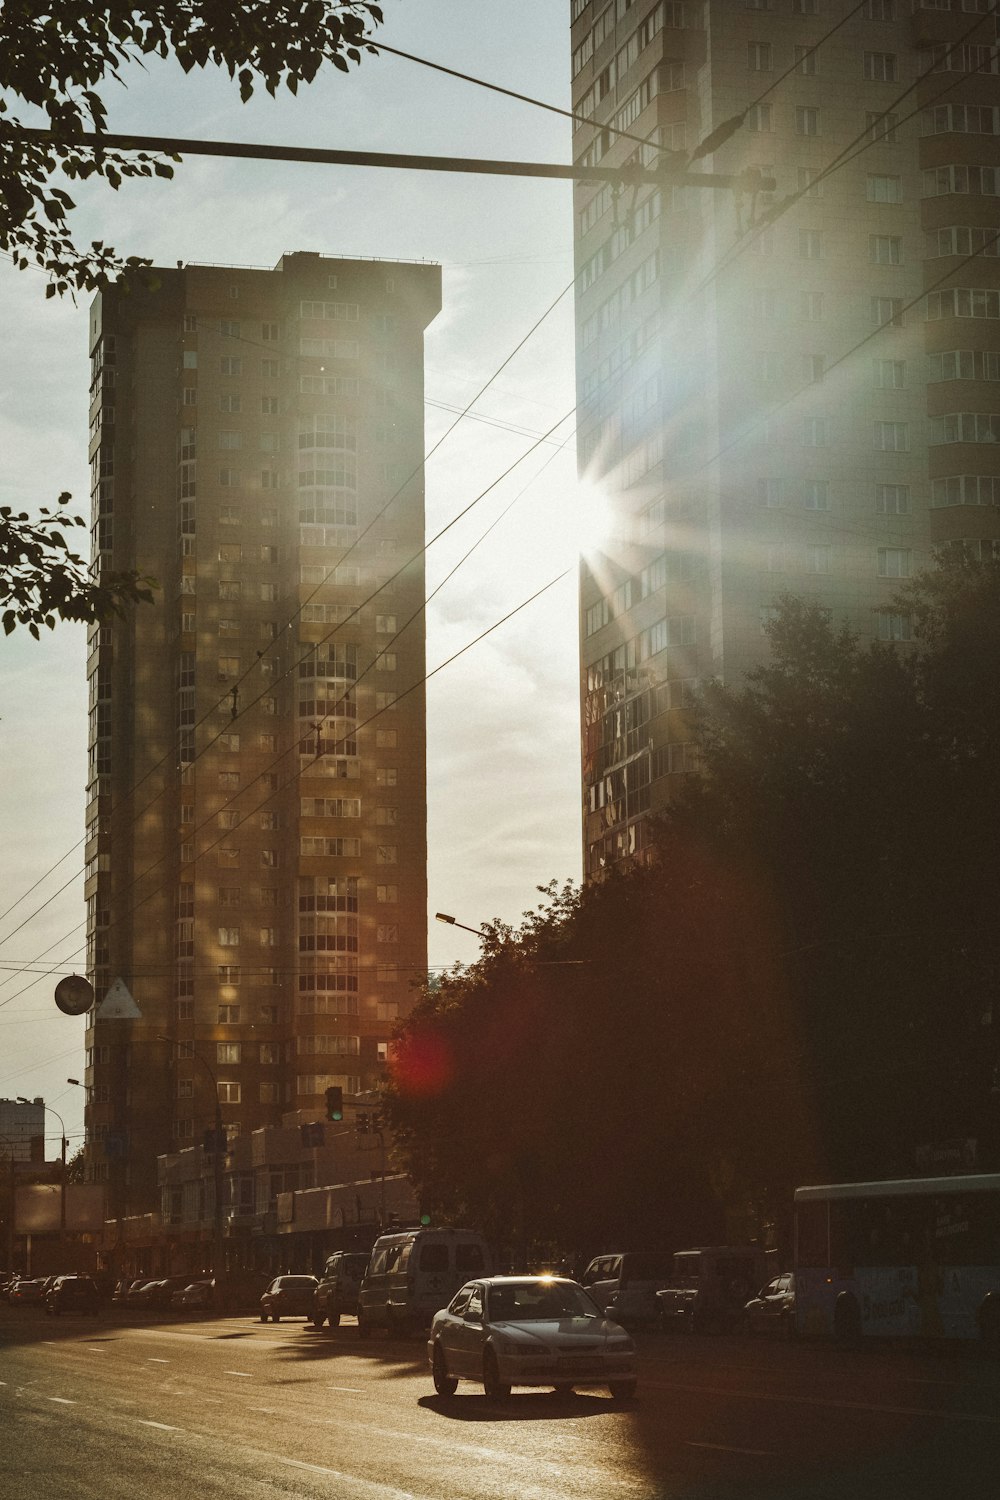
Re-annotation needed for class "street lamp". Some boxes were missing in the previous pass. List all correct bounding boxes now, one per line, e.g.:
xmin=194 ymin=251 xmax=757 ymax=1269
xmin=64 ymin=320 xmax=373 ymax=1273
xmin=18 ymin=1098 xmax=66 ymax=1249
xmin=435 ymin=911 xmax=488 ymax=938
xmin=155 ymin=1037 xmax=226 ymax=1293
xmin=0 ymin=1134 xmax=19 ymax=1271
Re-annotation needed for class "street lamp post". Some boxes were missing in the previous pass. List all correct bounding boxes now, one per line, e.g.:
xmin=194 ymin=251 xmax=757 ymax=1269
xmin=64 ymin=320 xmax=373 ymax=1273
xmin=18 ymin=1098 xmax=66 ymax=1253
xmin=434 ymin=911 xmax=488 ymax=938
xmin=155 ymin=1038 xmax=226 ymax=1295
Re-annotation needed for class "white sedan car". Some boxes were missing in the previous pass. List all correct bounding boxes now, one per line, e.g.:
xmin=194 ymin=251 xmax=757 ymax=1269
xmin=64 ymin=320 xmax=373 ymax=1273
xmin=427 ymin=1275 xmax=637 ymax=1403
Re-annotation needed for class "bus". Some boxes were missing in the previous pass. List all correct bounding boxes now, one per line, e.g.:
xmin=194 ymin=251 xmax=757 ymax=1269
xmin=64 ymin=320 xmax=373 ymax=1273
xmin=793 ymin=1173 xmax=1000 ymax=1348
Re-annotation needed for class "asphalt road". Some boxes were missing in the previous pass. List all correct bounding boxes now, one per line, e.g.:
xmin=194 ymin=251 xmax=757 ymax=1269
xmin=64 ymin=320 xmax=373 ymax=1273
xmin=2 ymin=1307 xmax=998 ymax=1499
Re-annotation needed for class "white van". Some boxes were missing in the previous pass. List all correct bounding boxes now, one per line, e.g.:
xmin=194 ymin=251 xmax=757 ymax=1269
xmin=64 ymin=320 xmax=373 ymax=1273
xmin=357 ymin=1227 xmax=493 ymax=1337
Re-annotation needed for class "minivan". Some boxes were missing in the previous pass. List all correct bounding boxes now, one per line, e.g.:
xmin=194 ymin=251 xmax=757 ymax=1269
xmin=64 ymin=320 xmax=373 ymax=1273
xmin=357 ymin=1227 xmax=493 ymax=1337
xmin=579 ymin=1251 xmax=675 ymax=1326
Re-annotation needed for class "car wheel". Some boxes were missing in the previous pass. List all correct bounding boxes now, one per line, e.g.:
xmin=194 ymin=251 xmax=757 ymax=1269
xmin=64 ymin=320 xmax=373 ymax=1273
xmin=272 ymin=1312 xmax=281 ymax=1323
xmin=328 ymin=1308 xmax=341 ymax=1328
xmin=609 ymin=1380 xmax=637 ymax=1403
xmin=432 ymin=1343 xmax=458 ymax=1398
xmin=311 ymin=1312 xmax=325 ymax=1329
xmin=483 ymin=1347 xmax=511 ymax=1403
xmin=552 ymin=1384 xmax=575 ymax=1398
xmin=781 ymin=1310 xmax=795 ymax=1339
xmin=357 ymin=1309 xmax=371 ymax=1339
xmin=259 ymin=1310 xmax=268 ymax=1323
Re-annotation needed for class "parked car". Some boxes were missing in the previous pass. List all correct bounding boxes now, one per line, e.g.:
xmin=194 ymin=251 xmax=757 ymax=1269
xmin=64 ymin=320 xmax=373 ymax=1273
xmin=9 ymin=1278 xmax=46 ymax=1306
xmin=127 ymin=1276 xmax=192 ymax=1311
xmin=358 ymin=1226 xmax=493 ymax=1338
xmin=311 ymin=1251 xmax=369 ymax=1328
xmin=742 ymin=1273 xmax=796 ymax=1336
xmin=45 ymin=1275 xmax=100 ymax=1316
xmin=171 ymin=1279 xmax=215 ymax=1311
xmin=579 ymin=1252 xmax=675 ymax=1327
xmin=428 ymin=1276 xmax=637 ymax=1403
xmin=112 ymin=1278 xmax=147 ymax=1306
xmin=125 ymin=1279 xmax=161 ymax=1310
xmin=657 ymin=1246 xmax=777 ymax=1333
xmin=259 ymin=1275 xmax=318 ymax=1322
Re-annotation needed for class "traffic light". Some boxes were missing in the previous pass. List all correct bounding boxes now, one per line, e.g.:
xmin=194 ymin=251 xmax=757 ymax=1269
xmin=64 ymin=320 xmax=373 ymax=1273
xmin=325 ymin=1085 xmax=344 ymax=1121
xmin=357 ymin=1111 xmax=370 ymax=1135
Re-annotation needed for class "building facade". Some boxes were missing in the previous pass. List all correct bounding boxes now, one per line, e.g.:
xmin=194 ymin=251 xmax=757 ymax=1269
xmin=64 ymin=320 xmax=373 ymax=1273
xmin=572 ymin=0 xmax=1000 ymax=876
xmin=84 ymin=252 xmax=440 ymax=1217
xmin=0 ymin=1098 xmax=45 ymax=1163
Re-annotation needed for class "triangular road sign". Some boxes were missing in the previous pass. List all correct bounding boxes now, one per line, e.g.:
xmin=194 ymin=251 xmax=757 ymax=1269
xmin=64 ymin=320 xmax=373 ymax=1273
xmin=96 ymin=976 xmax=142 ymax=1020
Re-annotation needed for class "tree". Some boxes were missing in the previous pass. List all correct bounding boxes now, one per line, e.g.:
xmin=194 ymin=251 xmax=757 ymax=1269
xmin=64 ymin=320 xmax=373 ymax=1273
xmin=0 ymin=1 xmax=383 ymax=294
xmin=385 ymin=559 xmax=1000 ymax=1253
xmin=1 ymin=494 xmax=155 ymax=636
xmin=1 ymin=2 xmax=381 ymax=631
xmin=668 ymin=557 xmax=1000 ymax=1182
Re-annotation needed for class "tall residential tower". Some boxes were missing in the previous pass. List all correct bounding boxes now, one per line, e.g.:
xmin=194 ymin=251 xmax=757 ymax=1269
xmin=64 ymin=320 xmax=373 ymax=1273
xmin=572 ymin=0 xmax=1000 ymax=875
xmin=84 ymin=253 xmax=440 ymax=1214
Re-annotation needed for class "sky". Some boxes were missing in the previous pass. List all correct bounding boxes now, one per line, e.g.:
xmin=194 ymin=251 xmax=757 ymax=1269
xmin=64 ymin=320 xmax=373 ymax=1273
xmin=0 ymin=1 xmax=585 ymax=1157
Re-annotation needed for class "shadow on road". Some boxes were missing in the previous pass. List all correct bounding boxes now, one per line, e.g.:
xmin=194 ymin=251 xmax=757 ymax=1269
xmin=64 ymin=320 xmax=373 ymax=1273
xmin=416 ymin=1391 xmax=622 ymax=1423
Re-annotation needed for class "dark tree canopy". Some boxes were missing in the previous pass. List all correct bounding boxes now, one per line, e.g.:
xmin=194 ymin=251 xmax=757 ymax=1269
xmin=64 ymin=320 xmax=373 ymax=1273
xmin=0 ymin=1 xmax=383 ymax=294
xmin=1 ymin=493 xmax=156 ymax=636
xmin=383 ymin=558 xmax=1000 ymax=1256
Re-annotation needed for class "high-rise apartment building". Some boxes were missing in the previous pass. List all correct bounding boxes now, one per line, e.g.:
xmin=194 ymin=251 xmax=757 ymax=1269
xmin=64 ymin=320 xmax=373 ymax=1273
xmin=572 ymin=0 xmax=1000 ymax=876
xmin=84 ymin=252 xmax=440 ymax=1214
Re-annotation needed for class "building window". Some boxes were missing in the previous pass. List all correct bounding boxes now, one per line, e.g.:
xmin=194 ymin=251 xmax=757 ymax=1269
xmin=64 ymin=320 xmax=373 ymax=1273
xmin=758 ymin=478 xmax=785 ymax=507
xmin=746 ymin=102 xmax=773 ymax=132
xmin=218 ymin=927 xmax=240 ymax=946
xmin=799 ymin=230 xmax=823 ymax=259
xmin=876 ymin=483 xmax=910 ymax=514
xmin=220 ymin=357 xmax=242 ymax=376
xmin=795 ymin=45 xmax=817 ymax=76
xmin=217 ymin=1082 xmax=241 ymax=1104
xmin=804 ymin=354 xmax=825 ymax=383
xmin=873 ymin=359 xmax=905 ymax=388
xmin=870 ymin=234 xmax=902 ymax=264
xmin=259 ymin=1083 xmax=280 ymax=1104
xmin=871 ymin=296 xmax=904 ymax=328
xmin=748 ymin=41 xmax=772 ymax=70
xmin=867 ymin=174 xmax=902 ymax=203
xmin=804 ymin=481 xmax=829 ymax=510
xmin=217 ymin=1042 xmax=241 ymax=1064
xmin=874 ymin=420 xmax=909 ymax=451
xmin=863 ymin=52 xmax=897 ymax=82
xmin=802 ymin=415 xmax=828 ymax=447
xmin=795 ymin=107 xmax=820 ymax=136
xmin=805 ymin=544 xmax=832 ymax=574
xmin=376 ymin=884 xmax=398 ymax=903
xmin=877 ymin=547 xmax=911 ymax=578
xmin=801 ymin=291 xmax=824 ymax=321
xmin=797 ymin=167 xmax=823 ymax=198
xmin=866 ymin=111 xmax=898 ymax=144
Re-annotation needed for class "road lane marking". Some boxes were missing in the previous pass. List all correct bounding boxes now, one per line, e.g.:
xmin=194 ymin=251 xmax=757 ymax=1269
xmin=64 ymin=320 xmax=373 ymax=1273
xmin=276 ymin=1457 xmax=416 ymax=1498
xmin=224 ymin=1370 xmax=252 ymax=1378
xmin=84 ymin=1349 xmax=105 ymax=1354
xmin=646 ymin=1380 xmax=1000 ymax=1426
xmin=47 ymin=1397 xmax=75 ymax=1405
xmin=688 ymin=1442 xmax=774 ymax=1457
xmin=147 ymin=1358 xmax=169 ymax=1363
xmin=326 ymin=1385 xmax=364 ymax=1393
xmin=137 ymin=1420 xmax=180 ymax=1431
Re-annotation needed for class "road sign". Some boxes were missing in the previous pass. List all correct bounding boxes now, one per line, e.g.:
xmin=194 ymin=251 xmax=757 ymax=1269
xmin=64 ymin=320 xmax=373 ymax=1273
xmin=54 ymin=974 xmax=94 ymax=1016
xmin=96 ymin=977 xmax=141 ymax=1020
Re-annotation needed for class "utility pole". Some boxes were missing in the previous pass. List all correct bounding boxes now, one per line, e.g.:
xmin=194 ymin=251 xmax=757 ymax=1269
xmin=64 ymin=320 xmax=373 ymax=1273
xmin=156 ymin=1037 xmax=227 ymax=1300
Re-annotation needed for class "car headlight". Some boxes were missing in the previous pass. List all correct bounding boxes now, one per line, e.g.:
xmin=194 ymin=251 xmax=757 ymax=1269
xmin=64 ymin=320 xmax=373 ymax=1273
xmin=497 ymin=1338 xmax=544 ymax=1357
xmin=606 ymin=1336 xmax=634 ymax=1352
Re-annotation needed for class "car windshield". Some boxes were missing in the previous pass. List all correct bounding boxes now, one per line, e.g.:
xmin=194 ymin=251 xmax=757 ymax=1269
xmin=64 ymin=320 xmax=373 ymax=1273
xmin=487 ymin=1281 xmax=600 ymax=1322
xmin=280 ymin=1277 xmax=316 ymax=1287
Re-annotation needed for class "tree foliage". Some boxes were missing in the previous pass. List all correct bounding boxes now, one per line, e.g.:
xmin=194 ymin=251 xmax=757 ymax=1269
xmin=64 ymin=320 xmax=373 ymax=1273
xmin=1 ymin=493 xmax=156 ymax=636
xmin=384 ymin=559 xmax=1000 ymax=1254
xmin=0 ymin=1 xmax=383 ymax=294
